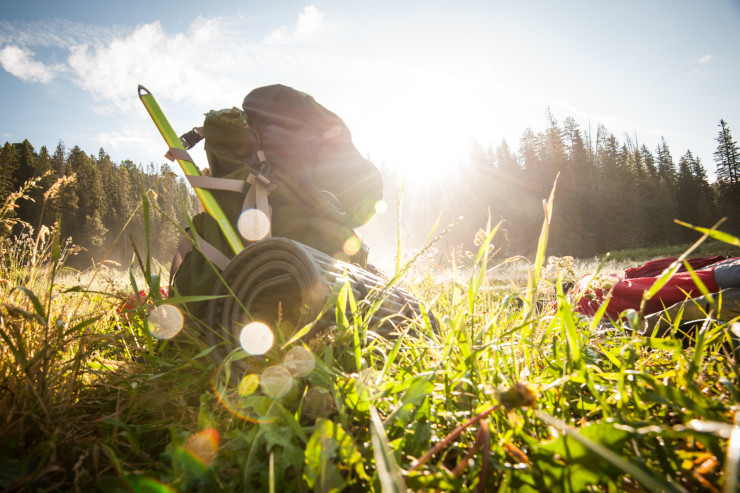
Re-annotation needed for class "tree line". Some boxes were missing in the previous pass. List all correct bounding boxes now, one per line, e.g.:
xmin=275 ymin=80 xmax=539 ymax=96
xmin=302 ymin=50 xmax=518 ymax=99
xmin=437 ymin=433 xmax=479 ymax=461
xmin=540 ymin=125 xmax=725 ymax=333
xmin=393 ymin=115 xmax=740 ymax=260
xmin=0 ymin=141 xmax=199 ymax=266
xmin=1 ymin=115 xmax=738 ymax=268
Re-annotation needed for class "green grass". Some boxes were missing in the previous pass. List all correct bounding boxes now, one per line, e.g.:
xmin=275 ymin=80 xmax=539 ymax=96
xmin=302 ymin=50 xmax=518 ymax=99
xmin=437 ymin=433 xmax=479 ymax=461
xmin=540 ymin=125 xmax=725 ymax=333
xmin=1 ymin=179 xmax=738 ymax=492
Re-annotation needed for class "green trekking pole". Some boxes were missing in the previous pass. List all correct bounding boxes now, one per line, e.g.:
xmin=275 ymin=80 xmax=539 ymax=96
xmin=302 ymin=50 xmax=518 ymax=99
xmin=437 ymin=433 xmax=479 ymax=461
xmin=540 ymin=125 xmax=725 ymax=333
xmin=138 ymin=85 xmax=245 ymax=256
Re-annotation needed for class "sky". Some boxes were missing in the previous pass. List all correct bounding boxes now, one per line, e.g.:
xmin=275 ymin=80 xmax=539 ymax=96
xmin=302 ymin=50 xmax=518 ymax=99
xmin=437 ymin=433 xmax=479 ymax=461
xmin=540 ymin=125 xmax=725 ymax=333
xmin=1 ymin=0 xmax=739 ymax=184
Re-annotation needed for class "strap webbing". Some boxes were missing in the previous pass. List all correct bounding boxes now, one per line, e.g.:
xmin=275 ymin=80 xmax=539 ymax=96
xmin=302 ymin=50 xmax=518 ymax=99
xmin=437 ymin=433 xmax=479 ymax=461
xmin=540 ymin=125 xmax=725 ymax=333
xmin=171 ymin=229 xmax=231 ymax=278
xmin=243 ymin=173 xmax=277 ymax=222
xmin=165 ymin=147 xmax=194 ymax=163
xmin=169 ymin=234 xmax=194 ymax=289
xmin=192 ymin=232 xmax=231 ymax=271
xmin=186 ymin=175 xmax=246 ymax=193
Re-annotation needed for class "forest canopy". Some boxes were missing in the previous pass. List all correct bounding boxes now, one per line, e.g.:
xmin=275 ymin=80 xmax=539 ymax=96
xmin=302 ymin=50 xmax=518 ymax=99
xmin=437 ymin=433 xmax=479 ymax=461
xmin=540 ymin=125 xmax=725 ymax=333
xmin=0 ymin=142 xmax=199 ymax=267
xmin=1 ymin=115 xmax=738 ymax=266
xmin=382 ymin=115 xmax=740 ymax=260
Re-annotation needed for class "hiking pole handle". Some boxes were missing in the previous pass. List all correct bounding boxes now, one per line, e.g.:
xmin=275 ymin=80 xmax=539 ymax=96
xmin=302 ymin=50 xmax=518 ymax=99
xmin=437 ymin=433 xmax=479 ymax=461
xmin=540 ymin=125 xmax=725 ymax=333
xmin=138 ymin=85 xmax=245 ymax=256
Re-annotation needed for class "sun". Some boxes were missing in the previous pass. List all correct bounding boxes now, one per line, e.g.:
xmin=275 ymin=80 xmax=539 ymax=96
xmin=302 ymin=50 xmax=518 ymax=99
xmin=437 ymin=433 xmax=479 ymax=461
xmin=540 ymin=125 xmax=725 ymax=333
xmin=351 ymin=110 xmax=468 ymax=185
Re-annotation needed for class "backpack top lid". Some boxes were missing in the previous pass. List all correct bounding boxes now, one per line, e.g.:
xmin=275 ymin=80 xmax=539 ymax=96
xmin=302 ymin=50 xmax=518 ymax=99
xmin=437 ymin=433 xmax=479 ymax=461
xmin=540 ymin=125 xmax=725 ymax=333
xmin=243 ymin=84 xmax=383 ymax=229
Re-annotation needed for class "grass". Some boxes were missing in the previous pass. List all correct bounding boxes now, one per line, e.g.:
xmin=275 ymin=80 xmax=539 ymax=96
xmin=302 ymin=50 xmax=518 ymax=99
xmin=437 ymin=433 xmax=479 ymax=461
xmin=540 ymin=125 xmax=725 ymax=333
xmin=1 ymin=178 xmax=738 ymax=492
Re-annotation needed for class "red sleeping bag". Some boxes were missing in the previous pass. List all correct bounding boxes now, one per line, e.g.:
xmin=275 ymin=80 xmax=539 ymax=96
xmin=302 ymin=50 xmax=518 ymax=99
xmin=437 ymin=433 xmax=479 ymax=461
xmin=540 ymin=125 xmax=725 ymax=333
xmin=572 ymin=256 xmax=740 ymax=320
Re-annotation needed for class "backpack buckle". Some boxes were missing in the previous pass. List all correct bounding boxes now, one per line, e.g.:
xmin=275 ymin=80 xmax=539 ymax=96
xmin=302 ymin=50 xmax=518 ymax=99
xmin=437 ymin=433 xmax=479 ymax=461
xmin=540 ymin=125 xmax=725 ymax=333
xmin=254 ymin=150 xmax=275 ymax=186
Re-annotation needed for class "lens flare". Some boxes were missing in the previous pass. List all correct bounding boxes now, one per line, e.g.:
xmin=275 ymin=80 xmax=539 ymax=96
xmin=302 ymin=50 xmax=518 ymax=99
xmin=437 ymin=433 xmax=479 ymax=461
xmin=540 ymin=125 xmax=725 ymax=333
xmin=260 ymin=365 xmax=293 ymax=398
xmin=343 ymin=236 xmax=361 ymax=256
xmin=238 ymin=373 xmax=260 ymax=396
xmin=183 ymin=428 xmax=220 ymax=467
xmin=303 ymin=386 xmax=335 ymax=419
xmin=283 ymin=346 xmax=315 ymax=377
xmin=147 ymin=304 xmax=184 ymax=339
xmin=375 ymin=200 xmax=388 ymax=214
xmin=356 ymin=368 xmax=378 ymax=400
xmin=210 ymin=374 xmax=277 ymax=424
xmin=238 ymin=208 xmax=271 ymax=241
xmin=239 ymin=322 xmax=274 ymax=355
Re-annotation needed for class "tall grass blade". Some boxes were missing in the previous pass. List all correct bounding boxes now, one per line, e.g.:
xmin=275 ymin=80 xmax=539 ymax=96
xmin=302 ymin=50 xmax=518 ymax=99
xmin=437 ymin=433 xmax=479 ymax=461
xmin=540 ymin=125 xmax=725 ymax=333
xmin=675 ymin=218 xmax=739 ymax=247
xmin=526 ymin=176 xmax=557 ymax=318
xmin=369 ymin=405 xmax=407 ymax=493
xmin=468 ymin=220 xmax=501 ymax=314
xmin=723 ymin=409 xmax=740 ymax=493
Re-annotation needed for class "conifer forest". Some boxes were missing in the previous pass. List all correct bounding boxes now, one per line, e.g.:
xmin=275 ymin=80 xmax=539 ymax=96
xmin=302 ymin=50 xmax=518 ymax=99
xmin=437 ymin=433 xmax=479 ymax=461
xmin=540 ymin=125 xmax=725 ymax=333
xmin=0 ymin=115 xmax=738 ymax=264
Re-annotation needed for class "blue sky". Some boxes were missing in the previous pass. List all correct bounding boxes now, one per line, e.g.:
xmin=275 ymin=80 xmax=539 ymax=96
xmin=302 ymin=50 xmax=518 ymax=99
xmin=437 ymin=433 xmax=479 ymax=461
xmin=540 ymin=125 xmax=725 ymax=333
xmin=1 ymin=0 xmax=739 ymax=181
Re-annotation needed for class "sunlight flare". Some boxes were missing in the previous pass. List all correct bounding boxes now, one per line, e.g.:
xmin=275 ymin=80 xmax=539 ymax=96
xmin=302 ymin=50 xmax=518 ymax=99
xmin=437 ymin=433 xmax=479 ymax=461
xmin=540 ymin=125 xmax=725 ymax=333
xmin=237 ymin=208 xmax=271 ymax=241
xmin=283 ymin=346 xmax=315 ymax=377
xmin=238 ymin=322 xmax=274 ymax=355
xmin=183 ymin=428 xmax=220 ymax=467
xmin=260 ymin=365 xmax=293 ymax=398
xmin=147 ymin=304 xmax=184 ymax=339
xmin=238 ymin=373 xmax=260 ymax=396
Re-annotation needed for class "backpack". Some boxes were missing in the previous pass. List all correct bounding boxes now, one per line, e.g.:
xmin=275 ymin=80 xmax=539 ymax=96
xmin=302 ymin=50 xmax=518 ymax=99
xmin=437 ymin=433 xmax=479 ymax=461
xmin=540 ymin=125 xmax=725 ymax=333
xmin=170 ymin=84 xmax=383 ymax=321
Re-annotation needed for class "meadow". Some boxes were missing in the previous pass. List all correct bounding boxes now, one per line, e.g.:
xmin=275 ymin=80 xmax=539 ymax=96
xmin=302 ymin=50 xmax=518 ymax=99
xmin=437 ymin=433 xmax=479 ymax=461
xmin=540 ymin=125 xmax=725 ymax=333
xmin=1 ymin=178 xmax=738 ymax=492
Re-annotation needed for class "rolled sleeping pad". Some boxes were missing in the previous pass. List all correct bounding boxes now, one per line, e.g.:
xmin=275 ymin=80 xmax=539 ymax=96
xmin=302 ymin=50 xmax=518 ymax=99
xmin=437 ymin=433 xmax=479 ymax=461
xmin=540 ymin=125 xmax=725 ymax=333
xmin=205 ymin=237 xmax=426 ymax=364
xmin=641 ymin=287 xmax=740 ymax=338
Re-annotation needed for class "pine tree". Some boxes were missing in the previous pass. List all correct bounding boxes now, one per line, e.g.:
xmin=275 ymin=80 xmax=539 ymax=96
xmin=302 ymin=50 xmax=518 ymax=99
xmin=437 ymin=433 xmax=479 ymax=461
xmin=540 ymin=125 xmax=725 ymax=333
xmin=494 ymin=139 xmax=525 ymax=254
xmin=714 ymin=119 xmax=740 ymax=185
xmin=653 ymin=138 xmax=682 ymax=244
xmin=0 ymin=142 xmax=19 ymax=202
xmin=633 ymin=145 xmax=663 ymax=246
xmin=96 ymin=149 xmax=117 ymax=237
xmin=594 ymin=129 xmax=638 ymax=251
xmin=677 ymin=151 xmax=716 ymax=239
xmin=26 ymin=145 xmax=55 ymax=228
xmin=52 ymin=142 xmax=65 ymax=177
xmin=713 ymin=120 xmax=740 ymax=234
xmin=656 ymin=137 xmax=677 ymax=183
xmin=517 ymin=128 xmax=544 ymax=249
xmin=563 ymin=117 xmax=596 ymax=256
xmin=62 ymin=146 xmax=86 ymax=241
xmin=540 ymin=110 xmax=576 ymax=255
xmin=12 ymin=140 xmax=36 ymax=190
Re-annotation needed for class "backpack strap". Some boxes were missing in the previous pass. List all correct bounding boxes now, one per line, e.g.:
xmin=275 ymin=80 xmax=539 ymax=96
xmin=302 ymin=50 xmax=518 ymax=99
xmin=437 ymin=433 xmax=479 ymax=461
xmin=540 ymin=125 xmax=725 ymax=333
xmin=240 ymin=150 xmax=278 ymax=234
xmin=165 ymin=147 xmax=196 ymax=164
xmin=186 ymin=175 xmax=246 ymax=194
xmin=169 ymin=227 xmax=232 ymax=289
xmin=243 ymin=173 xmax=275 ymax=218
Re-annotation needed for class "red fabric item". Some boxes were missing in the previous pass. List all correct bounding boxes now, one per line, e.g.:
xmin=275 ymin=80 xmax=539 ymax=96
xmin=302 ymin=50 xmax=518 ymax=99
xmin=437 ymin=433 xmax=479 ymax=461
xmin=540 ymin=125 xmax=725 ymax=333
xmin=573 ymin=257 xmax=723 ymax=321
xmin=117 ymin=287 xmax=169 ymax=318
xmin=624 ymin=255 xmax=726 ymax=279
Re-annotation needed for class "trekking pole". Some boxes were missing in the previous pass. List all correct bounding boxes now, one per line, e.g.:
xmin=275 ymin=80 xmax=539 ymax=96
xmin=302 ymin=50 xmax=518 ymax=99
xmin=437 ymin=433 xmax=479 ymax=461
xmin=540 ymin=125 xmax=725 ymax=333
xmin=138 ymin=85 xmax=245 ymax=256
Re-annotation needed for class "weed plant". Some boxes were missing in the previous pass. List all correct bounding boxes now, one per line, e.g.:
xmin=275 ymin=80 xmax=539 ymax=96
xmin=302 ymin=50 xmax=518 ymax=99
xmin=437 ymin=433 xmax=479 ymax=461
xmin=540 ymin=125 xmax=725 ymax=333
xmin=0 ymin=179 xmax=738 ymax=492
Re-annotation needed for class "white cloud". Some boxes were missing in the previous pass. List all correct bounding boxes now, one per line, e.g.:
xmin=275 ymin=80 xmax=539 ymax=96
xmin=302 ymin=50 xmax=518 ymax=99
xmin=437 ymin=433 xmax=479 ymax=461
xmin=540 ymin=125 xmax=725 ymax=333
xmin=0 ymin=7 xmax=332 ymax=111
xmin=263 ymin=5 xmax=326 ymax=44
xmin=698 ymin=54 xmax=711 ymax=64
xmin=0 ymin=45 xmax=59 ymax=83
xmin=295 ymin=5 xmax=325 ymax=37
xmin=65 ymin=17 xmax=248 ymax=110
xmin=98 ymin=126 xmax=151 ymax=149
xmin=0 ymin=19 xmax=122 ymax=49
